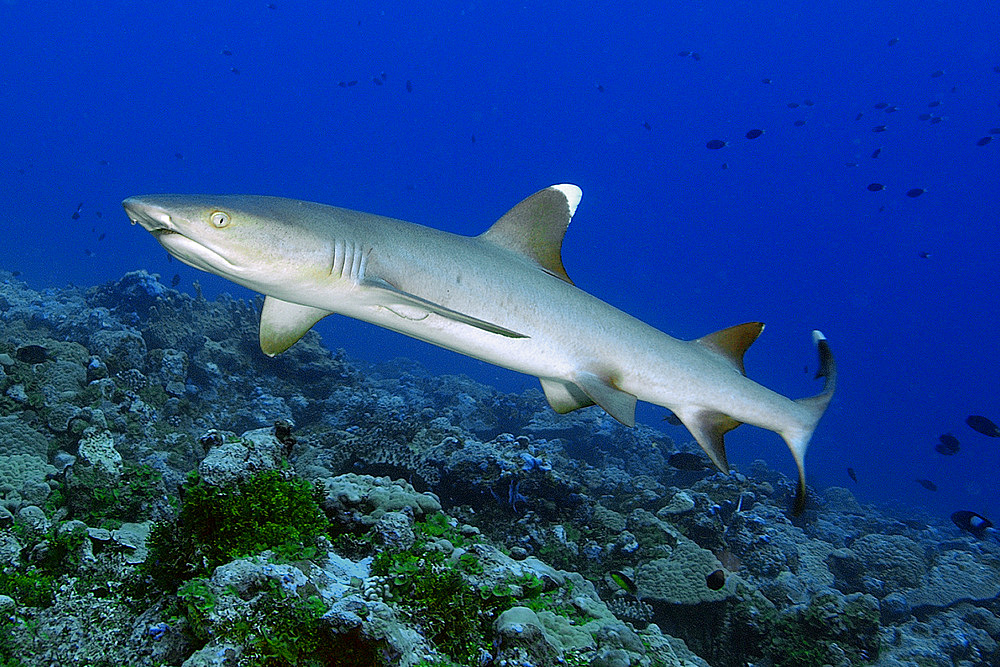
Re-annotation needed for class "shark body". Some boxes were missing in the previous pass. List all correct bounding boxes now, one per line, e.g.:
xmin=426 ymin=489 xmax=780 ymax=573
xmin=123 ymin=185 xmax=835 ymax=511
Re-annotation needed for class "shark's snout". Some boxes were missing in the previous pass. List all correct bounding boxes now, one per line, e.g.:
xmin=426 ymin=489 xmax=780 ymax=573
xmin=122 ymin=197 xmax=175 ymax=233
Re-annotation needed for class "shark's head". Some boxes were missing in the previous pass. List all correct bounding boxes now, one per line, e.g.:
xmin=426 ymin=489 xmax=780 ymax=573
xmin=123 ymin=195 xmax=335 ymax=297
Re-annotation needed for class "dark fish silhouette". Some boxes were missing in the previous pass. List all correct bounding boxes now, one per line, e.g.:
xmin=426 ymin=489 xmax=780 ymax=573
xmin=872 ymin=125 xmax=887 ymax=132
xmin=15 ymin=345 xmax=48 ymax=364
xmin=406 ymin=80 xmax=413 ymax=92
xmin=874 ymin=102 xmax=889 ymax=109
xmin=887 ymin=37 xmax=899 ymax=46
xmin=867 ymin=183 xmax=885 ymax=192
xmin=918 ymin=251 xmax=931 ymax=259
xmin=906 ymin=188 xmax=925 ymax=198
xmin=951 ymin=510 xmax=993 ymax=539
xmin=71 ymin=202 xmax=83 ymax=220
xmin=847 ymin=467 xmax=858 ymax=483
xmin=916 ymin=479 xmax=938 ymax=491
xmin=643 ymin=121 xmax=652 ymax=131
xmin=706 ymin=569 xmax=726 ymax=590
xmin=793 ymin=120 xmax=806 ymax=126
xmin=745 ymin=129 xmax=764 ymax=140
xmin=669 ymin=452 xmax=711 ymax=471
xmin=761 ymin=78 xmax=772 ymax=84
xmin=930 ymin=69 xmax=944 ymax=77
xmin=706 ymin=139 xmax=728 ymax=149
xmin=935 ymin=433 xmax=960 ymax=455
xmin=967 ymin=415 xmax=1000 ymax=437
xmin=977 ymin=136 xmax=993 ymax=146
xmin=662 ymin=411 xmax=683 ymax=426
xmin=928 ymin=100 xmax=941 ymax=107
xmin=787 ymin=102 xmax=799 ymax=108
xmin=171 ymin=273 xmax=181 ymax=287
xmin=871 ymin=148 xmax=882 ymax=158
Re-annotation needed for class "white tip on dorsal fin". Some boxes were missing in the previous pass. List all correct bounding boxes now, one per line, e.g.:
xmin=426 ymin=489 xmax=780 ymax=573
xmin=479 ymin=184 xmax=582 ymax=284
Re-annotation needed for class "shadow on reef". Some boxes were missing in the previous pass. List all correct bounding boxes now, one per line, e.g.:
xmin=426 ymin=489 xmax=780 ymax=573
xmin=0 ymin=270 xmax=999 ymax=666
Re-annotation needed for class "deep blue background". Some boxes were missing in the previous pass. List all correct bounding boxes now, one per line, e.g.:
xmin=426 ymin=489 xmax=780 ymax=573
xmin=3 ymin=0 xmax=998 ymax=521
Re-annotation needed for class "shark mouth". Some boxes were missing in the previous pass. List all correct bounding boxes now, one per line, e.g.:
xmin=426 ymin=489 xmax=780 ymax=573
xmin=123 ymin=198 xmax=240 ymax=275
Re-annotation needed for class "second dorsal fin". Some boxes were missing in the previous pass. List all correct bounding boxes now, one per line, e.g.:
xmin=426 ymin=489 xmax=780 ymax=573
xmin=695 ymin=322 xmax=764 ymax=374
xmin=479 ymin=184 xmax=581 ymax=284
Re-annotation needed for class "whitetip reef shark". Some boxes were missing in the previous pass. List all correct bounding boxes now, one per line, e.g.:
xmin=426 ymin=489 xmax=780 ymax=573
xmin=123 ymin=185 xmax=835 ymax=513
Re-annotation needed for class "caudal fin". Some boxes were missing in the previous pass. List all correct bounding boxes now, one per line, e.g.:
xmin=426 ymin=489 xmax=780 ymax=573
xmin=784 ymin=331 xmax=837 ymax=515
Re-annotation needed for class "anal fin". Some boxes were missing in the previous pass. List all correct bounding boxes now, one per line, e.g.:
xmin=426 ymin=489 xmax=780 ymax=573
xmin=259 ymin=296 xmax=332 ymax=356
xmin=676 ymin=408 xmax=743 ymax=472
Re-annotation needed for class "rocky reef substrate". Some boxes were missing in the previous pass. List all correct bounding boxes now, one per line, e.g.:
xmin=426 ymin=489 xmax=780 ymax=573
xmin=0 ymin=270 xmax=997 ymax=666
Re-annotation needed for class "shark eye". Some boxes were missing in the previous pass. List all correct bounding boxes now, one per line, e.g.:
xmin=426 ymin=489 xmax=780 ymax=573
xmin=209 ymin=211 xmax=231 ymax=228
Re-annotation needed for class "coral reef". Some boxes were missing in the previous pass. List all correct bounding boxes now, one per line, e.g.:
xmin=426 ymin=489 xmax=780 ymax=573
xmin=0 ymin=268 xmax=998 ymax=666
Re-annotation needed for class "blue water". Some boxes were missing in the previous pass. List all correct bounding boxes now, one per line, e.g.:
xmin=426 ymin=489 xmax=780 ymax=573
xmin=3 ymin=0 xmax=998 ymax=522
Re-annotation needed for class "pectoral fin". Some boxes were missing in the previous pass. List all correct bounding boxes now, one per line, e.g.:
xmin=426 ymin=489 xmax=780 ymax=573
xmin=259 ymin=296 xmax=333 ymax=356
xmin=362 ymin=276 xmax=529 ymax=339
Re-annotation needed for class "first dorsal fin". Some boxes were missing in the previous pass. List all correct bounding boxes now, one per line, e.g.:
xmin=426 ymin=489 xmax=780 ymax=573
xmin=694 ymin=322 xmax=764 ymax=375
xmin=479 ymin=184 xmax=581 ymax=284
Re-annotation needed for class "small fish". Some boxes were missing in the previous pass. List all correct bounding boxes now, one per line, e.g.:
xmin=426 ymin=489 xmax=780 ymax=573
xmin=380 ymin=72 xmax=387 ymax=81
xmin=867 ymin=183 xmax=885 ymax=192
xmin=706 ymin=569 xmax=726 ymax=590
xmin=373 ymin=76 xmax=383 ymax=86
xmin=793 ymin=120 xmax=806 ymax=127
xmin=221 ymin=49 xmax=233 ymax=56
xmin=595 ymin=83 xmax=604 ymax=92
xmin=230 ymin=67 xmax=239 ymax=75
xmin=885 ymin=106 xmax=899 ymax=113
xmin=678 ymin=50 xmax=692 ymax=57
xmin=706 ymin=139 xmax=728 ymax=149
xmin=175 ymin=152 xmax=183 ymax=159
xmin=71 ymin=202 xmax=83 ymax=220
xmin=95 ymin=211 xmax=102 ymax=218
xmin=887 ymin=37 xmax=899 ymax=46
xmin=406 ymin=80 xmax=413 ymax=92
xmin=608 ymin=570 xmax=638 ymax=595
xmin=991 ymin=128 xmax=1000 ymax=135
xmin=847 ymin=467 xmax=858 ymax=483
xmin=845 ymin=162 xmax=859 ymax=167
xmin=916 ymin=479 xmax=938 ymax=491
xmin=929 ymin=116 xmax=943 ymax=124
xmin=669 ymin=452 xmax=711 ymax=471
xmin=347 ymin=80 xmax=358 ymax=87
xmin=966 ymin=415 xmax=1000 ymax=437
xmin=803 ymin=99 xmax=814 ymax=106
xmin=721 ymin=162 xmax=728 ymax=169
xmin=691 ymin=53 xmax=701 ymax=61
xmin=928 ymin=100 xmax=941 ymax=107
xmin=874 ymin=102 xmax=889 ymax=109
xmin=930 ymin=69 xmax=944 ymax=78
xmin=935 ymin=433 xmax=960 ymax=455
xmin=918 ymin=113 xmax=932 ymax=121
xmin=976 ymin=136 xmax=993 ymax=146
xmin=761 ymin=78 xmax=772 ymax=84
xmin=951 ymin=510 xmax=993 ymax=539
xmin=745 ymin=128 xmax=764 ymax=140
xmin=918 ymin=251 xmax=931 ymax=259
xmin=15 ymin=345 xmax=49 ymax=364
xmin=471 ymin=135 xmax=476 ymax=143
xmin=171 ymin=273 xmax=181 ymax=287
xmin=872 ymin=125 xmax=887 ymax=132
xmin=855 ymin=112 xmax=864 ymax=121
xmin=906 ymin=188 xmax=925 ymax=198
xmin=643 ymin=121 xmax=652 ymax=131
xmin=662 ymin=411 xmax=683 ymax=426
xmin=787 ymin=102 xmax=799 ymax=108
xmin=84 ymin=249 xmax=95 ymax=257
xmin=871 ymin=147 xmax=882 ymax=158
xmin=267 ymin=3 xmax=276 ymax=8
xmin=98 ymin=233 xmax=105 ymax=241
xmin=338 ymin=81 xmax=347 ymax=88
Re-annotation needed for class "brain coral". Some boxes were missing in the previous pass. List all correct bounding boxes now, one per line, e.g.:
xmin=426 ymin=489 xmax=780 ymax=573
xmin=906 ymin=550 xmax=1000 ymax=608
xmin=0 ymin=416 xmax=50 ymax=459
xmin=321 ymin=473 xmax=441 ymax=526
xmin=850 ymin=533 xmax=927 ymax=592
xmin=635 ymin=535 xmax=732 ymax=604
xmin=0 ymin=454 xmax=57 ymax=502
